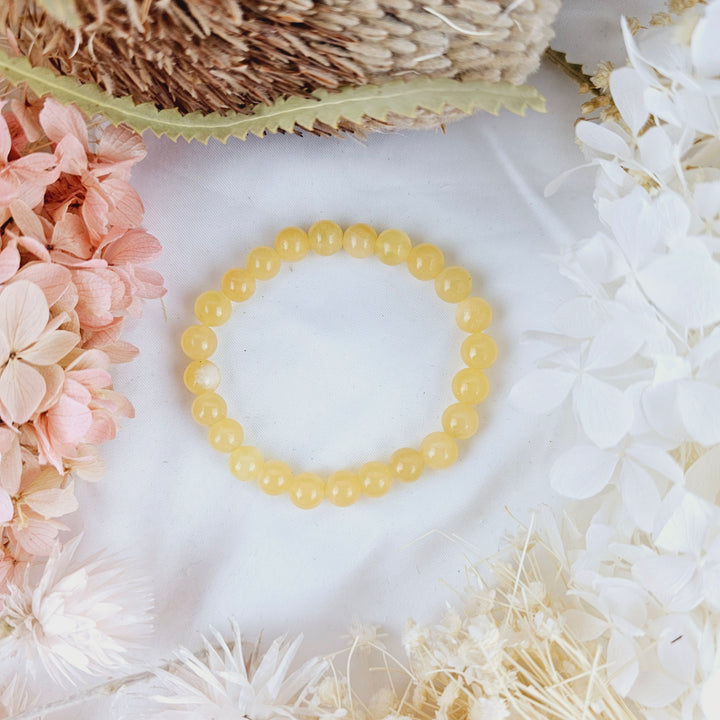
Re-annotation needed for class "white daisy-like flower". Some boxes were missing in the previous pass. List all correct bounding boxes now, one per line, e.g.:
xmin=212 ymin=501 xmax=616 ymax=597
xmin=151 ymin=623 xmax=328 ymax=719
xmin=0 ymin=536 xmax=153 ymax=686
xmin=0 ymin=675 xmax=31 ymax=718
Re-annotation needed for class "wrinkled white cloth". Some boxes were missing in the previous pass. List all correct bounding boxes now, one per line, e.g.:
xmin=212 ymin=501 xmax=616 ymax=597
xmin=46 ymin=0 xmax=659 ymax=713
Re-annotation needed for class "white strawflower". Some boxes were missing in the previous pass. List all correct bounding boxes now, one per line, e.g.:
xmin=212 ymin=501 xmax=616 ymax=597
xmin=151 ymin=623 xmax=328 ymax=719
xmin=0 ymin=676 xmax=31 ymax=718
xmin=0 ymin=536 xmax=153 ymax=686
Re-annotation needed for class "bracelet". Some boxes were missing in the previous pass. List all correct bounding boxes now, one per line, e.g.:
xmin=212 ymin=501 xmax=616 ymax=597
xmin=181 ymin=221 xmax=496 ymax=509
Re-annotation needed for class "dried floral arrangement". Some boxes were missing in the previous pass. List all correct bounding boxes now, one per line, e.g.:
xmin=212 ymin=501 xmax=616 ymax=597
xmin=0 ymin=0 xmax=556 ymax=140
xmin=1 ymin=1 xmax=720 ymax=719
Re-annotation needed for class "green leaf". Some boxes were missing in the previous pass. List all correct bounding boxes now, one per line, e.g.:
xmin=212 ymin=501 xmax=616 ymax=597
xmin=0 ymin=50 xmax=545 ymax=143
xmin=36 ymin=0 xmax=83 ymax=28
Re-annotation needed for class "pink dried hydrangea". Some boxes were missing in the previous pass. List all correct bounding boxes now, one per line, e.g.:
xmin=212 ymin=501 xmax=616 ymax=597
xmin=0 ymin=92 xmax=164 ymax=590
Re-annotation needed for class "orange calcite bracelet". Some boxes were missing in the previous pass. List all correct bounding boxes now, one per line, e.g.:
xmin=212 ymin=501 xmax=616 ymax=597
xmin=182 ymin=221 xmax=497 ymax=509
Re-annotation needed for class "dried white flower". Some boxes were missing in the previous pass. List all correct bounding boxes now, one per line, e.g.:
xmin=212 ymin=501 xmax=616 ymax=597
xmin=151 ymin=623 xmax=327 ymax=719
xmin=0 ymin=536 xmax=153 ymax=686
xmin=0 ymin=676 xmax=31 ymax=718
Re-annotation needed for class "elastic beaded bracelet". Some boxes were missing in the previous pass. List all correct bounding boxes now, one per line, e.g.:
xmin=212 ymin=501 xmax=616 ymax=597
xmin=181 ymin=221 xmax=497 ymax=509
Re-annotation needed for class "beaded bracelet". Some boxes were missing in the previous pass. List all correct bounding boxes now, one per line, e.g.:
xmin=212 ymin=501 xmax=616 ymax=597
xmin=181 ymin=221 xmax=497 ymax=509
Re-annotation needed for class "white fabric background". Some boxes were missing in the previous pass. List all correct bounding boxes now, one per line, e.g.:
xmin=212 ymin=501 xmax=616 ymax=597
xmin=52 ymin=0 xmax=658 ymax=714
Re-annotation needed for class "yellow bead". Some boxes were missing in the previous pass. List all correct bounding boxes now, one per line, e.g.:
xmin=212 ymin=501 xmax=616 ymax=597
xmin=195 ymin=290 xmax=232 ymax=326
xmin=308 ymin=220 xmax=343 ymax=256
xmin=258 ymin=460 xmax=293 ymax=495
xmin=456 ymin=296 xmax=492 ymax=333
xmin=289 ymin=472 xmax=325 ymax=509
xmin=435 ymin=266 xmax=472 ymax=303
xmin=275 ymin=227 xmax=310 ymax=262
xmin=191 ymin=392 xmax=227 ymax=426
xmin=247 ymin=246 xmax=281 ymax=280
xmin=326 ymin=470 xmax=362 ymax=507
xmin=208 ymin=418 xmax=244 ymax=453
xmin=442 ymin=403 xmax=480 ymax=439
xmin=461 ymin=333 xmax=498 ymax=369
xmin=343 ymin=224 xmax=377 ymax=258
xmin=222 ymin=268 xmax=256 ymax=302
xmin=451 ymin=367 xmax=490 ymax=404
xmin=389 ymin=448 xmax=424 ymax=482
xmin=229 ymin=446 xmax=264 ymax=481
xmin=407 ymin=243 xmax=444 ymax=280
xmin=421 ymin=432 xmax=459 ymax=469
xmin=376 ymin=229 xmax=412 ymax=265
xmin=184 ymin=360 xmax=221 ymax=394
xmin=359 ymin=461 xmax=392 ymax=497
xmin=181 ymin=325 xmax=217 ymax=360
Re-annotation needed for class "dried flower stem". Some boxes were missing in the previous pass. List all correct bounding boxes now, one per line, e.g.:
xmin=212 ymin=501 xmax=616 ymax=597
xmin=544 ymin=47 xmax=603 ymax=96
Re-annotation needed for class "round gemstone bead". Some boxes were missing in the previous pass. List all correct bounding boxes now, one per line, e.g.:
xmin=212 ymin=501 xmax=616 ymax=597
xmin=229 ymin=445 xmax=264 ymax=481
xmin=461 ymin=333 xmax=498 ymax=369
xmin=275 ymin=227 xmax=310 ymax=262
xmin=421 ymin=432 xmax=459 ymax=469
xmin=343 ymin=224 xmax=377 ymax=258
xmin=308 ymin=220 xmax=343 ymax=256
xmin=435 ymin=267 xmax=472 ymax=303
xmin=184 ymin=360 xmax=221 ymax=394
xmin=451 ymin=367 xmax=490 ymax=404
xmin=191 ymin=392 xmax=227 ymax=426
xmin=326 ymin=470 xmax=363 ymax=507
xmin=376 ymin=229 xmax=412 ymax=265
xmin=195 ymin=290 xmax=232 ymax=326
xmin=407 ymin=243 xmax=444 ymax=280
xmin=289 ymin=472 xmax=325 ymax=509
xmin=181 ymin=325 xmax=217 ymax=360
xmin=222 ymin=268 xmax=256 ymax=302
xmin=208 ymin=418 xmax=244 ymax=453
xmin=359 ymin=461 xmax=392 ymax=497
xmin=248 ymin=246 xmax=281 ymax=280
xmin=442 ymin=403 xmax=480 ymax=439
xmin=389 ymin=448 xmax=424 ymax=482
xmin=456 ymin=297 xmax=492 ymax=333
xmin=258 ymin=460 xmax=293 ymax=495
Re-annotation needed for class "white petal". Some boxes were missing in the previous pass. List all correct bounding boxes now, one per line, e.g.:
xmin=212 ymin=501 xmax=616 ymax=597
xmin=701 ymin=668 xmax=720 ymax=720
xmin=562 ymin=609 xmax=607 ymax=641
xmin=550 ymin=445 xmax=616 ymax=499
xmin=607 ymin=631 xmax=639 ymax=696
xmin=685 ymin=443 xmax=720 ymax=505
xmin=21 ymin=329 xmax=79 ymax=366
xmin=508 ymin=369 xmax=574 ymax=414
xmin=655 ymin=490 xmax=713 ymax=555
xmin=0 ymin=280 xmax=49 ymax=352
xmin=552 ymin=296 xmax=605 ymax=338
xmin=630 ymin=672 xmax=688 ymax=708
xmin=633 ymin=555 xmax=699 ymax=612
xmin=644 ymin=87 xmax=681 ymax=126
xmin=637 ymin=254 xmax=720 ymax=328
xmin=691 ymin=1 xmax=720 ymax=78
xmin=678 ymin=380 xmax=720 ymax=446
xmin=625 ymin=443 xmax=683 ymax=485
xmin=619 ymin=460 xmax=661 ymax=533
xmin=641 ymin=381 xmax=687 ymax=442
xmin=584 ymin=312 xmax=645 ymax=369
xmin=610 ymin=67 xmax=649 ymax=135
xmin=576 ymin=121 xmax=631 ymax=159
xmin=637 ymin=126 xmax=673 ymax=174
xmin=574 ymin=375 xmax=633 ymax=448
xmin=656 ymin=618 xmax=699 ymax=686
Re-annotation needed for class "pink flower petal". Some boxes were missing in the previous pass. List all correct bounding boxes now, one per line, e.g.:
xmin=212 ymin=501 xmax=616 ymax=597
xmin=14 ymin=234 xmax=52 ymax=262
xmin=39 ymin=97 xmax=89 ymax=149
xmin=102 ymin=177 xmax=144 ymax=228
xmin=82 ymin=186 xmax=110 ymax=239
xmin=100 ymin=339 xmax=138 ymax=362
xmin=21 ymin=328 xmax=78 ymax=365
xmin=0 ymin=114 xmax=11 ymax=163
xmin=0 ymin=239 xmax=20 ymax=283
xmin=9 ymin=198 xmax=46 ymax=241
xmin=54 ymin=133 xmax=87 ymax=175
xmin=13 ymin=262 xmax=72 ymax=306
xmin=0 ymin=177 xmax=17 ymax=206
xmin=47 ymin=393 xmax=92 ymax=445
xmin=134 ymin=266 xmax=166 ymax=298
xmin=9 ymin=515 xmax=63 ymax=556
xmin=102 ymin=228 xmax=162 ymax=265
xmin=97 ymin=124 xmax=147 ymax=167
xmin=35 ymin=363 xmax=66 ymax=414
xmin=0 ymin=358 xmax=46 ymax=423
xmin=65 ymin=348 xmax=111 ymax=372
xmin=0 ymin=280 xmax=49 ymax=351
xmin=0 ymin=488 xmax=14 ymax=523
xmin=72 ymin=269 xmax=113 ymax=328
xmin=52 ymin=211 xmax=92 ymax=258
xmin=85 ymin=409 xmax=118 ymax=444
xmin=25 ymin=484 xmax=79 ymax=519
xmin=0 ymin=427 xmax=22 ymax=495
